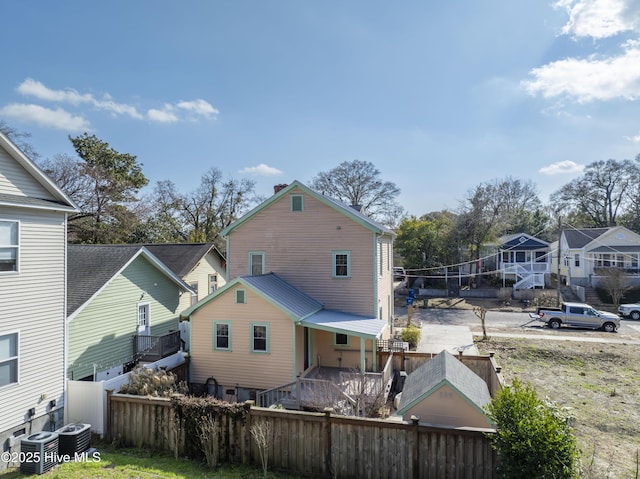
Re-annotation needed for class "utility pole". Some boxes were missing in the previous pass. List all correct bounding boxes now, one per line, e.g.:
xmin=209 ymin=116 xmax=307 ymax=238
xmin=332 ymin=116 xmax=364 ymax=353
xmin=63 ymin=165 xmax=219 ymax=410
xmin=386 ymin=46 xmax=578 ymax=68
xmin=556 ymin=216 xmax=562 ymax=307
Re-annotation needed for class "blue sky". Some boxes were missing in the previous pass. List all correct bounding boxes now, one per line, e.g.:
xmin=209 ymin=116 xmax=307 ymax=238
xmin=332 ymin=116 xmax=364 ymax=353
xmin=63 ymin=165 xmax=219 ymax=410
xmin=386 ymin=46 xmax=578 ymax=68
xmin=2 ymin=1 xmax=640 ymax=216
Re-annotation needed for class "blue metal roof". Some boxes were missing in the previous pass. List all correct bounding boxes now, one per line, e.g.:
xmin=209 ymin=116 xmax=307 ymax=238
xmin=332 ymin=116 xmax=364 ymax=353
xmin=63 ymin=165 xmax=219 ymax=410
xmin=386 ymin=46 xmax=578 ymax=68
xmin=241 ymin=273 xmax=323 ymax=319
xmin=301 ymin=309 xmax=387 ymax=339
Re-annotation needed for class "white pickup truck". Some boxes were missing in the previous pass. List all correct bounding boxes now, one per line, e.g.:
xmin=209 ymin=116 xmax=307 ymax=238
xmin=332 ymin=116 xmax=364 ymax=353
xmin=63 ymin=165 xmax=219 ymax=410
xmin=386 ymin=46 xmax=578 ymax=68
xmin=529 ymin=302 xmax=620 ymax=333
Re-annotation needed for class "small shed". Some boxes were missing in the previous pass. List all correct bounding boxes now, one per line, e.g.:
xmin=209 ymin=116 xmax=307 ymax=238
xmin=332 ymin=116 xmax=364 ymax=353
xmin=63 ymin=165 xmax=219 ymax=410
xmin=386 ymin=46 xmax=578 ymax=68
xmin=396 ymin=350 xmax=493 ymax=428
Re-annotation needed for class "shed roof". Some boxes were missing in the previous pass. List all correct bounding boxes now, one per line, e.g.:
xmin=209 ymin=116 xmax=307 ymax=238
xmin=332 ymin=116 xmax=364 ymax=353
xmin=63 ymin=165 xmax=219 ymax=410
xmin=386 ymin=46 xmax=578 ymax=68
xmin=397 ymin=350 xmax=491 ymax=415
xmin=181 ymin=272 xmax=386 ymax=339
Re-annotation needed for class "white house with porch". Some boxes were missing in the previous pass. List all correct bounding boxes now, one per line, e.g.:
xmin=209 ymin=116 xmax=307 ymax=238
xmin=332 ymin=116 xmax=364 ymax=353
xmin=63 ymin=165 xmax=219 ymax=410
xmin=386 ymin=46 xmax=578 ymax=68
xmin=497 ymin=233 xmax=551 ymax=290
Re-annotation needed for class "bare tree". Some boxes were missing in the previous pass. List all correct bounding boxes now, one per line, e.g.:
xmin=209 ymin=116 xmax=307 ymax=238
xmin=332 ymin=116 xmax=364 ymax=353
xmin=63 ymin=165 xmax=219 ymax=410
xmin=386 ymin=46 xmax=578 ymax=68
xmin=599 ymin=268 xmax=633 ymax=309
xmin=147 ymin=169 xmax=257 ymax=247
xmin=310 ymin=160 xmax=405 ymax=226
xmin=550 ymin=159 xmax=637 ymax=227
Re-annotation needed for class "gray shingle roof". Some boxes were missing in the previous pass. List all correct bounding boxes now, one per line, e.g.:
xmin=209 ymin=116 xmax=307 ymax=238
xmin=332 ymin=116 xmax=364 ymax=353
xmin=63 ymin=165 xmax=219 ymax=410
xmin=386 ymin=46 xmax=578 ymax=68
xmin=142 ymin=243 xmax=222 ymax=278
xmin=563 ymin=228 xmax=609 ymax=249
xmin=67 ymin=245 xmax=142 ymax=315
xmin=397 ymin=350 xmax=491 ymax=414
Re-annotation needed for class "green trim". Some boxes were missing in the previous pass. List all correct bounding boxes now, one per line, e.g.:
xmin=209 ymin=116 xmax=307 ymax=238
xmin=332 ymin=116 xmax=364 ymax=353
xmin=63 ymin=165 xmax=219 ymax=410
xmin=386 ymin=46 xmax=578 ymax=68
xmin=292 ymin=323 xmax=297 ymax=380
xmin=332 ymin=250 xmax=351 ymax=278
xmin=236 ymin=289 xmax=246 ymax=304
xmin=213 ymin=321 xmax=232 ymax=351
xmin=290 ymin=194 xmax=304 ymax=212
xmin=249 ymin=251 xmax=265 ymax=276
xmin=219 ymin=181 xmax=395 ymax=238
xmin=250 ymin=322 xmax=269 ymax=353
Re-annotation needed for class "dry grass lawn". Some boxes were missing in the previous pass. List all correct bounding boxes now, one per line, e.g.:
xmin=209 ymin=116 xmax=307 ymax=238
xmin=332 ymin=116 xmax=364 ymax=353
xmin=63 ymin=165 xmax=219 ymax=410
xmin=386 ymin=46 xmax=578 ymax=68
xmin=475 ymin=337 xmax=640 ymax=478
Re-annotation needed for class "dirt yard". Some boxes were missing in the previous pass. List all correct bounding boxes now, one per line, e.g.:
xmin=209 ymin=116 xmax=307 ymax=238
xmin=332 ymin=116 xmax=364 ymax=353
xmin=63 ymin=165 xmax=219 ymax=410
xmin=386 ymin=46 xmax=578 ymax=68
xmin=475 ymin=336 xmax=640 ymax=478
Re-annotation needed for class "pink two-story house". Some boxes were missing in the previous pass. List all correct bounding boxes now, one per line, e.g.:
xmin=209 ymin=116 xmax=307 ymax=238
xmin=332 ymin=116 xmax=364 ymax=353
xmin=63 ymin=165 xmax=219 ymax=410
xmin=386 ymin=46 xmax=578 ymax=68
xmin=181 ymin=181 xmax=395 ymax=406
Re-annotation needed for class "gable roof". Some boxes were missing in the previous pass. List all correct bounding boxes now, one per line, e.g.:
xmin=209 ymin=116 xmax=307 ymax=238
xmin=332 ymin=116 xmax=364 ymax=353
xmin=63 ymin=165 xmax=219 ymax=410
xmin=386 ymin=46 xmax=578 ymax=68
xmin=562 ymin=228 xmax=609 ymax=249
xmin=0 ymin=131 xmax=77 ymax=212
xmin=142 ymin=243 xmax=225 ymax=278
xmin=499 ymin=233 xmax=549 ymax=251
xmin=219 ymin=180 xmax=395 ymax=238
xmin=397 ymin=350 xmax=491 ymax=416
xmin=67 ymin=244 xmax=193 ymax=319
xmin=181 ymin=272 xmax=387 ymax=339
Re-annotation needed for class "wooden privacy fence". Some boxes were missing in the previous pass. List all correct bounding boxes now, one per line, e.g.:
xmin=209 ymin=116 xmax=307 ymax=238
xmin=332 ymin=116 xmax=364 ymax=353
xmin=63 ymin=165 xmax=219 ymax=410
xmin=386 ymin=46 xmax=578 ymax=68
xmin=107 ymin=392 xmax=497 ymax=478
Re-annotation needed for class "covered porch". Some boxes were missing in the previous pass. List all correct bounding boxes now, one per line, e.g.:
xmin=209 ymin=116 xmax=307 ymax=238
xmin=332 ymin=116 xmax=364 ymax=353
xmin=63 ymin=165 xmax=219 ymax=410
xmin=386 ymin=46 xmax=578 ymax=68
xmin=257 ymin=310 xmax=393 ymax=415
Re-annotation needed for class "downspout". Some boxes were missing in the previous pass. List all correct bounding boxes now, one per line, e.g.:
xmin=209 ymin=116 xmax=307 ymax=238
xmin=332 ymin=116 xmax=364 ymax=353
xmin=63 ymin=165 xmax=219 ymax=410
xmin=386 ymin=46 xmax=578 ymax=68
xmin=63 ymin=212 xmax=69 ymax=424
xmin=373 ymin=232 xmax=378 ymax=318
xmin=360 ymin=337 xmax=366 ymax=372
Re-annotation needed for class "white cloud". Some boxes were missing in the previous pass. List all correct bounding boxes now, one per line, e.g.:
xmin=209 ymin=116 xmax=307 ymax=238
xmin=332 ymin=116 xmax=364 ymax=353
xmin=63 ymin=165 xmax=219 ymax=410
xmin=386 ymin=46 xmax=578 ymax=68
xmin=555 ymin=0 xmax=640 ymax=39
xmin=16 ymin=78 xmax=143 ymax=119
xmin=176 ymin=99 xmax=219 ymax=119
xmin=147 ymin=106 xmax=179 ymax=123
xmin=522 ymin=46 xmax=640 ymax=102
xmin=239 ymin=163 xmax=283 ymax=176
xmin=539 ymin=160 xmax=585 ymax=175
xmin=625 ymin=131 xmax=640 ymax=142
xmin=12 ymin=78 xmax=218 ymax=124
xmin=0 ymin=103 xmax=91 ymax=132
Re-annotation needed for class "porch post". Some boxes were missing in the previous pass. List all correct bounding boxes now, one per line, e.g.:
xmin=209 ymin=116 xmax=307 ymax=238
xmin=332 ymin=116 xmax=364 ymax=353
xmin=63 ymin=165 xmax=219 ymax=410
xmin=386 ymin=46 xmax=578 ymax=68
xmin=360 ymin=337 xmax=366 ymax=371
xmin=371 ymin=337 xmax=377 ymax=371
xmin=292 ymin=323 xmax=297 ymax=381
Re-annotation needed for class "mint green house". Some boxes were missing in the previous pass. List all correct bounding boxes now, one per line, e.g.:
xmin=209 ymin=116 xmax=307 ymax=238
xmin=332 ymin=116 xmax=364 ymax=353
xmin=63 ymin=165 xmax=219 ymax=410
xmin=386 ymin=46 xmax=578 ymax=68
xmin=67 ymin=245 xmax=193 ymax=381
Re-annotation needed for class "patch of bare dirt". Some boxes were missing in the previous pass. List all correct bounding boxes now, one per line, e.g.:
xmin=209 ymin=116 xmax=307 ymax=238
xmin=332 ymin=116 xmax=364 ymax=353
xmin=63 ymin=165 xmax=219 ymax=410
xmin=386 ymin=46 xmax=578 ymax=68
xmin=475 ymin=337 xmax=640 ymax=478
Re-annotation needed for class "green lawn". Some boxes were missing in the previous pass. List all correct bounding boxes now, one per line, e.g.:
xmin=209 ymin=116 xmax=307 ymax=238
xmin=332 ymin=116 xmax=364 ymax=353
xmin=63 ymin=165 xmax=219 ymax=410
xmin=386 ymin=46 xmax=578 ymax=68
xmin=0 ymin=444 xmax=301 ymax=479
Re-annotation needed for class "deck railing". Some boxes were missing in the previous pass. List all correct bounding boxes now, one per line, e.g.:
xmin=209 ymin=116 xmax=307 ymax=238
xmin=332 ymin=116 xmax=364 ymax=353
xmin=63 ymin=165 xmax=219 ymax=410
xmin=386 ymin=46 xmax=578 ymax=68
xmin=133 ymin=331 xmax=181 ymax=362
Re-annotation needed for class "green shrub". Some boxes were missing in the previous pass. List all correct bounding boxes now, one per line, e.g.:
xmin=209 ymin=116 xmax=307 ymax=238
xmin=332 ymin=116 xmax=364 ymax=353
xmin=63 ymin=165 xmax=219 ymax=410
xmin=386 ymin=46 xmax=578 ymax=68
xmin=401 ymin=325 xmax=421 ymax=349
xmin=485 ymin=378 xmax=579 ymax=479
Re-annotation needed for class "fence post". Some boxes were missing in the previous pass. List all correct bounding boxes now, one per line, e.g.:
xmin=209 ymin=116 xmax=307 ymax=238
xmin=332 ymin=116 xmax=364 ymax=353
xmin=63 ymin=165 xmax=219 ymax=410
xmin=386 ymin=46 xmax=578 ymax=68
xmin=105 ymin=389 xmax=113 ymax=443
xmin=243 ymin=400 xmax=255 ymax=465
xmin=411 ymin=415 xmax=420 ymax=479
xmin=324 ymin=407 xmax=333 ymax=477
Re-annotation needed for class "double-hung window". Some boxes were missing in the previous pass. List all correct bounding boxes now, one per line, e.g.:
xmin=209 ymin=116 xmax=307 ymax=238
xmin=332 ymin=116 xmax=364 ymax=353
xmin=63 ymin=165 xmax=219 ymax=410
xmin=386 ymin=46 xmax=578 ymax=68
xmin=333 ymin=251 xmax=351 ymax=278
xmin=251 ymin=323 xmax=269 ymax=353
xmin=214 ymin=322 xmax=231 ymax=350
xmin=249 ymin=252 xmax=265 ymax=276
xmin=0 ymin=332 xmax=18 ymax=388
xmin=209 ymin=274 xmax=218 ymax=293
xmin=0 ymin=220 xmax=18 ymax=272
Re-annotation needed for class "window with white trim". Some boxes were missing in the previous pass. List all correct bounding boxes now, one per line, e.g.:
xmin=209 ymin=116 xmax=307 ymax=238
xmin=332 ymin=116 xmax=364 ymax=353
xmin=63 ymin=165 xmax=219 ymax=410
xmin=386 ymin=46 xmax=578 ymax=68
xmin=251 ymin=323 xmax=269 ymax=353
xmin=0 ymin=221 xmax=18 ymax=272
xmin=214 ymin=322 xmax=231 ymax=350
xmin=333 ymin=251 xmax=350 ymax=278
xmin=190 ymin=282 xmax=198 ymax=305
xmin=209 ymin=274 xmax=218 ymax=293
xmin=249 ymin=252 xmax=265 ymax=275
xmin=137 ymin=303 xmax=150 ymax=335
xmin=0 ymin=332 xmax=18 ymax=387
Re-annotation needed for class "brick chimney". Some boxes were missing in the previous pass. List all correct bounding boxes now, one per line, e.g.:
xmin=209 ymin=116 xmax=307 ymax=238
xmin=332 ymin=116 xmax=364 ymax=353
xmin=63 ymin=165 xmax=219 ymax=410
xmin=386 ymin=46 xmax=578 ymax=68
xmin=274 ymin=184 xmax=288 ymax=194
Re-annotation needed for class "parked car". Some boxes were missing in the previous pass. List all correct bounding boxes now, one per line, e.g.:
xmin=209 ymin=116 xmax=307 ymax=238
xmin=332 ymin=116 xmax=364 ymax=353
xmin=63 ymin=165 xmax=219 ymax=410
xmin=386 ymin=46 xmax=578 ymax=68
xmin=530 ymin=302 xmax=620 ymax=332
xmin=393 ymin=267 xmax=406 ymax=281
xmin=618 ymin=303 xmax=640 ymax=320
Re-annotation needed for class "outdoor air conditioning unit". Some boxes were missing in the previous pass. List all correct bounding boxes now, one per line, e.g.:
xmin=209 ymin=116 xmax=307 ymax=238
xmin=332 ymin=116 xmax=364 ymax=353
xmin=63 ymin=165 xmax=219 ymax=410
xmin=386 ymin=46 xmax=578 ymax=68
xmin=20 ymin=431 xmax=59 ymax=475
xmin=55 ymin=423 xmax=91 ymax=456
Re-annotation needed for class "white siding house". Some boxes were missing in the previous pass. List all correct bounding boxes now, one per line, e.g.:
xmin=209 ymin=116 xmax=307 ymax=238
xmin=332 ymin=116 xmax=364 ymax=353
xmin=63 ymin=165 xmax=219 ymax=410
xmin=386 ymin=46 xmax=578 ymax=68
xmin=0 ymin=132 xmax=76 ymax=469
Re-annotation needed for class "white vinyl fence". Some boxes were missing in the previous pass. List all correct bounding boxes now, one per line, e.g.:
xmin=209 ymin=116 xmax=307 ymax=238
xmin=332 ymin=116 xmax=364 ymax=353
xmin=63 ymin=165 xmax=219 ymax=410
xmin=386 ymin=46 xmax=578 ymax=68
xmin=65 ymin=352 xmax=188 ymax=436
